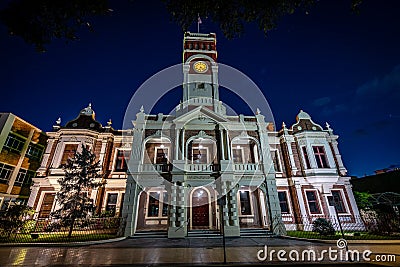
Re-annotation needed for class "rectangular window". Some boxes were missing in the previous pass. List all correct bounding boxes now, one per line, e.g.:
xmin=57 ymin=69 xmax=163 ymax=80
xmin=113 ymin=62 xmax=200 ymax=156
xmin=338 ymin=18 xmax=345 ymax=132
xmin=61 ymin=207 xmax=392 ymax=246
xmin=239 ymin=191 xmax=252 ymax=215
xmin=106 ymin=193 xmax=118 ymax=216
xmin=232 ymin=147 xmax=244 ymax=163
xmin=155 ymin=148 xmax=168 ymax=164
xmin=60 ymin=144 xmax=78 ymax=165
xmin=147 ymin=192 xmax=160 ymax=217
xmin=313 ymin=146 xmax=329 ymax=168
xmin=306 ymin=191 xmax=321 ymax=214
xmin=302 ymin=146 xmax=311 ymax=169
xmin=14 ymin=169 xmax=35 ymax=186
xmin=272 ymin=150 xmax=282 ymax=172
xmin=4 ymin=133 xmax=25 ymax=153
xmin=0 ymin=163 xmax=14 ymax=184
xmin=278 ymin=191 xmax=290 ymax=213
xmin=192 ymin=148 xmax=208 ymax=164
xmin=331 ymin=190 xmax=347 ymax=213
xmin=26 ymin=144 xmax=44 ymax=161
xmin=114 ymin=150 xmax=130 ymax=171
xmin=39 ymin=193 xmax=55 ymax=218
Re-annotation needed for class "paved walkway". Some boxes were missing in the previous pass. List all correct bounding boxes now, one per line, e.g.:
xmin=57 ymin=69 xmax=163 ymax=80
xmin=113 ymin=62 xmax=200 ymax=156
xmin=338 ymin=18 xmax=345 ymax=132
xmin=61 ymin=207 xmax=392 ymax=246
xmin=0 ymin=237 xmax=399 ymax=266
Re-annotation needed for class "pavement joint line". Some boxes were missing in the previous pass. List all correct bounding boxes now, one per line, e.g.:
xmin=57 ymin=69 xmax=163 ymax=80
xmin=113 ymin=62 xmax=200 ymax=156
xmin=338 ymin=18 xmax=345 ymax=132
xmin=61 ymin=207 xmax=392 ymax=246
xmin=279 ymin=235 xmax=400 ymax=244
xmin=1 ymin=236 xmax=400 ymax=247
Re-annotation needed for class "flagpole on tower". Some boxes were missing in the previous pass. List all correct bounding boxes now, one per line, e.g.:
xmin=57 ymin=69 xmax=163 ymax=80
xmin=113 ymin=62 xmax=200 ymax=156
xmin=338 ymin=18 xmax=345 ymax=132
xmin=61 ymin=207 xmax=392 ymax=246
xmin=197 ymin=13 xmax=202 ymax=33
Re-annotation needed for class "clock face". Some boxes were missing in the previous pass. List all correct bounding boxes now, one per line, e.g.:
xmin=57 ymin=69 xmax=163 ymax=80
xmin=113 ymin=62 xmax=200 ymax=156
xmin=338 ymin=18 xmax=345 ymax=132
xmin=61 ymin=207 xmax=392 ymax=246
xmin=193 ymin=61 xmax=208 ymax=73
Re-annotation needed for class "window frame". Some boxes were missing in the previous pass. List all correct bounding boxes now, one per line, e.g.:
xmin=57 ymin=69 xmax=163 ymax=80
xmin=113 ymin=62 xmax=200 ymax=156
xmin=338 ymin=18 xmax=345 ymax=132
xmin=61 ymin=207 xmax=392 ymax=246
xmin=277 ymin=190 xmax=291 ymax=214
xmin=14 ymin=169 xmax=35 ymax=187
xmin=59 ymin=143 xmax=79 ymax=166
xmin=145 ymin=190 xmax=168 ymax=219
xmin=26 ymin=143 xmax=44 ymax=161
xmin=331 ymin=189 xmax=349 ymax=214
xmin=238 ymin=189 xmax=253 ymax=216
xmin=305 ymin=190 xmax=323 ymax=215
xmin=0 ymin=163 xmax=14 ymax=184
xmin=113 ymin=149 xmax=131 ymax=172
xmin=105 ymin=193 xmax=118 ymax=216
xmin=191 ymin=146 xmax=210 ymax=164
xmin=232 ymin=146 xmax=245 ymax=164
xmin=313 ymin=145 xmax=329 ymax=168
xmin=154 ymin=146 xmax=169 ymax=164
xmin=4 ymin=133 xmax=26 ymax=153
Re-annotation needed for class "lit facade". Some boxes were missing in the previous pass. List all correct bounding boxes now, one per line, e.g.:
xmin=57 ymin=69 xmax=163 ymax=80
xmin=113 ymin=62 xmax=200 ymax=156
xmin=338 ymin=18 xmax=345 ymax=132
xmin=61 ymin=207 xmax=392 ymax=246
xmin=28 ymin=32 xmax=362 ymax=237
xmin=0 ymin=113 xmax=47 ymax=210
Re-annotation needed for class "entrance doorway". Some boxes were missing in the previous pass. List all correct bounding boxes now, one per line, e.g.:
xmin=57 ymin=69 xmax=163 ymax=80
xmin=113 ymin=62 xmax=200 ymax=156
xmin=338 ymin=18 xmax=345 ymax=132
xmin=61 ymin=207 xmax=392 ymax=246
xmin=191 ymin=188 xmax=210 ymax=228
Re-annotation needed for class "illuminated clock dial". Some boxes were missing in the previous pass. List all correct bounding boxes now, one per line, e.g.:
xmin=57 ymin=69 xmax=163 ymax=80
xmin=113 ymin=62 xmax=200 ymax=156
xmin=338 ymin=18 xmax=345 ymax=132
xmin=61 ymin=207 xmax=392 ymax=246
xmin=193 ymin=61 xmax=208 ymax=73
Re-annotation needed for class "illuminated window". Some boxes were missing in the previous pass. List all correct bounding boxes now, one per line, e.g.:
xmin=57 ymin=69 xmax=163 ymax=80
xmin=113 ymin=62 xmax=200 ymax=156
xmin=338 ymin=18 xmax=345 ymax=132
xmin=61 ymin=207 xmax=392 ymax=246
xmin=331 ymin=190 xmax=347 ymax=213
xmin=115 ymin=150 xmax=130 ymax=171
xmin=155 ymin=147 xmax=168 ymax=164
xmin=278 ymin=191 xmax=290 ymax=213
xmin=106 ymin=193 xmax=118 ymax=216
xmin=192 ymin=148 xmax=208 ymax=164
xmin=60 ymin=144 xmax=78 ymax=165
xmin=306 ymin=191 xmax=321 ymax=214
xmin=147 ymin=191 xmax=168 ymax=218
xmin=232 ymin=147 xmax=244 ymax=163
xmin=313 ymin=146 xmax=329 ymax=168
xmin=239 ymin=190 xmax=252 ymax=215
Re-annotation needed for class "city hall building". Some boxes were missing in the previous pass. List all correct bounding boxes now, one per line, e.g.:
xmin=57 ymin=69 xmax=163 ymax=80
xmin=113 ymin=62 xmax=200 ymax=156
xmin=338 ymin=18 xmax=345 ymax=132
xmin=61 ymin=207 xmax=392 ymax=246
xmin=28 ymin=32 xmax=362 ymax=237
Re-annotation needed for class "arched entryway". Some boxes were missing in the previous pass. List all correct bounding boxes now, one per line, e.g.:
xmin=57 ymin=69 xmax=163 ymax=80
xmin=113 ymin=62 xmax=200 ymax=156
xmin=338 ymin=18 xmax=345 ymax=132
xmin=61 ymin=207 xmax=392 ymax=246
xmin=191 ymin=187 xmax=211 ymax=229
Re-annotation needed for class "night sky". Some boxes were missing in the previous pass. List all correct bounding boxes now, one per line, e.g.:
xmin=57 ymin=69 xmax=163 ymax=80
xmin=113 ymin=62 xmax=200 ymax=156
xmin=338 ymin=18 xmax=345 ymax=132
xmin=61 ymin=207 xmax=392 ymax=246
xmin=1 ymin=1 xmax=400 ymax=177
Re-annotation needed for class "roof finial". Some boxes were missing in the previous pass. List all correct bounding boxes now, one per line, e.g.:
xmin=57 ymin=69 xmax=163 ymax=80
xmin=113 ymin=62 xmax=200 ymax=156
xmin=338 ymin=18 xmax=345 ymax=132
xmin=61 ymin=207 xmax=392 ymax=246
xmin=140 ymin=105 xmax=144 ymax=113
xmin=56 ymin=117 xmax=61 ymax=125
xmin=107 ymin=119 xmax=112 ymax=126
xmin=282 ymin=122 xmax=287 ymax=129
xmin=325 ymin=122 xmax=331 ymax=129
xmin=256 ymin=108 xmax=261 ymax=115
xmin=88 ymin=103 xmax=92 ymax=108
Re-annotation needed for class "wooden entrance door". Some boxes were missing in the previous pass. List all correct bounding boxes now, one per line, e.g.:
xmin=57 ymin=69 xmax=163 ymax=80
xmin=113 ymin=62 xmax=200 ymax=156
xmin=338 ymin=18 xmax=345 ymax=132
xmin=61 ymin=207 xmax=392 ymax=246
xmin=192 ymin=188 xmax=209 ymax=228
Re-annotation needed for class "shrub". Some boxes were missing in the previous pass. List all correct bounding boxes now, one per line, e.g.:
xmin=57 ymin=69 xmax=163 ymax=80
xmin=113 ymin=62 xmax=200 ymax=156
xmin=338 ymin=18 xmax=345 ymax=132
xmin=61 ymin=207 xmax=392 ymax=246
xmin=312 ymin=218 xmax=335 ymax=235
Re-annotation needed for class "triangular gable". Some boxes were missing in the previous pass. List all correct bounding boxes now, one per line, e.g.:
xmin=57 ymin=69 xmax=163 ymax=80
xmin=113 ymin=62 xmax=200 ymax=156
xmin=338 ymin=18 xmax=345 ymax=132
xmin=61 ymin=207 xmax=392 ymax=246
xmin=173 ymin=106 xmax=229 ymax=124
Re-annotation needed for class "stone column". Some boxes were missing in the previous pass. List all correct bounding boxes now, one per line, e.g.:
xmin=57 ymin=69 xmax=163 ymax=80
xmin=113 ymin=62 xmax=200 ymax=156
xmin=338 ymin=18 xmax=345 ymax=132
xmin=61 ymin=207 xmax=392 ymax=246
xmin=168 ymin=181 xmax=187 ymax=238
xmin=221 ymin=181 xmax=240 ymax=236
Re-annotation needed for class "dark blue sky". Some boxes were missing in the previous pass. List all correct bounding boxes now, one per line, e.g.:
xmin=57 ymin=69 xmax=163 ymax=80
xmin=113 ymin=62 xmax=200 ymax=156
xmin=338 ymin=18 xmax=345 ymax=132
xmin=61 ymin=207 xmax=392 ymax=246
xmin=1 ymin=1 xmax=400 ymax=177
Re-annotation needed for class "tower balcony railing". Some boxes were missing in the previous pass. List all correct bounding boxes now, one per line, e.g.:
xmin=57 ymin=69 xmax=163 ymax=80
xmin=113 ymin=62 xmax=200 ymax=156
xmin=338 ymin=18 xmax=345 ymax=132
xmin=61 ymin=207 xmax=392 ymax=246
xmin=233 ymin=163 xmax=261 ymax=172
xmin=141 ymin=163 xmax=172 ymax=173
xmin=186 ymin=163 xmax=214 ymax=172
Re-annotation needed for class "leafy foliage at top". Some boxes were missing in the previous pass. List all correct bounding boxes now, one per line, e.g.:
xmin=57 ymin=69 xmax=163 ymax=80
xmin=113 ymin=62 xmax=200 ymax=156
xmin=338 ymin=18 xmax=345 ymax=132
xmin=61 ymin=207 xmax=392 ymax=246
xmin=0 ymin=0 xmax=362 ymax=52
xmin=0 ymin=0 xmax=110 ymax=52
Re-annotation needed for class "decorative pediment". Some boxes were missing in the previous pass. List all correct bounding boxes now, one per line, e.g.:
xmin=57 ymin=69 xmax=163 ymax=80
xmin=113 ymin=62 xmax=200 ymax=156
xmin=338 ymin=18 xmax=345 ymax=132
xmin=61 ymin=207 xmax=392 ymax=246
xmin=173 ymin=106 xmax=229 ymax=125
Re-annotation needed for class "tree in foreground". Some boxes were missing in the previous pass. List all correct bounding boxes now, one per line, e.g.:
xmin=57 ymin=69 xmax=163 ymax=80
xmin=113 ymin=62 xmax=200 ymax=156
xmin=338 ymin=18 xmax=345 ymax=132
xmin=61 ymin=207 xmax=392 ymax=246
xmin=51 ymin=145 xmax=104 ymax=238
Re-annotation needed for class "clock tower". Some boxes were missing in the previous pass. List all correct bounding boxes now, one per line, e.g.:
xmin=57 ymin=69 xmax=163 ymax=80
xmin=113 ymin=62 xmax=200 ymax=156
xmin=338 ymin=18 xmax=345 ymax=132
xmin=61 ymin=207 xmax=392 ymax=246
xmin=181 ymin=32 xmax=225 ymax=114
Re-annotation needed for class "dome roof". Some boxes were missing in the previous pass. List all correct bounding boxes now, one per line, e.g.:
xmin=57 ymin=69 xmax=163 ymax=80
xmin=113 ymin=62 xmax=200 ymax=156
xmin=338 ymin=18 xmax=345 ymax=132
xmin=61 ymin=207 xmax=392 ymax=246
xmin=296 ymin=110 xmax=311 ymax=121
xmin=80 ymin=103 xmax=95 ymax=118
